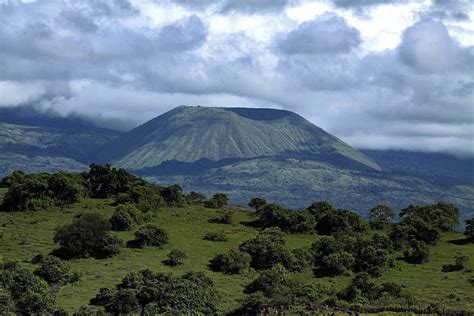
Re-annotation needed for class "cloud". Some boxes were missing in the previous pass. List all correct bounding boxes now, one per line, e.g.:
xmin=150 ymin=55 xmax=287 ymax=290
xmin=332 ymin=0 xmax=409 ymax=9
xmin=398 ymin=19 xmax=473 ymax=73
xmin=421 ymin=0 xmax=472 ymax=22
xmin=220 ymin=0 xmax=290 ymax=14
xmin=0 ymin=1 xmax=472 ymax=156
xmin=276 ymin=13 xmax=360 ymax=55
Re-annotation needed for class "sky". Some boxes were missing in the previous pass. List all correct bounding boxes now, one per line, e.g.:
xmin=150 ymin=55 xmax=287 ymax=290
xmin=0 ymin=0 xmax=473 ymax=156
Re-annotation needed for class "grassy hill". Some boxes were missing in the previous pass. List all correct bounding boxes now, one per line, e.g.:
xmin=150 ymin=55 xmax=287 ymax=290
xmin=0 ymin=186 xmax=473 ymax=314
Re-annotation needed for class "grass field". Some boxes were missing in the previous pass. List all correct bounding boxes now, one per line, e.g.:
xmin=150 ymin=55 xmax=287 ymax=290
xmin=0 ymin=190 xmax=473 ymax=314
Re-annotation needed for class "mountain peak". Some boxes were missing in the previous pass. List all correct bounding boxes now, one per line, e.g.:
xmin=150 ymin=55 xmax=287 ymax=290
xmin=96 ymin=105 xmax=380 ymax=171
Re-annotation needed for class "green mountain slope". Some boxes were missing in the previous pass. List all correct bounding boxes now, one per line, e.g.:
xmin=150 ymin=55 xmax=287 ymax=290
xmin=97 ymin=106 xmax=380 ymax=171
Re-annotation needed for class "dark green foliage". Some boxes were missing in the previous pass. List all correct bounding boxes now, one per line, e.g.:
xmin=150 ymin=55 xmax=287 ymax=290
xmin=257 ymin=203 xmax=315 ymax=233
xmin=0 ymin=170 xmax=26 ymax=188
xmin=465 ymin=218 xmax=474 ymax=243
xmin=209 ymin=250 xmax=251 ymax=274
xmin=311 ymin=237 xmax=354 ymax=277
xmin=204 ymin=193 xmax=228 ymax=209
xmin=109 ymin=204 xmax=144 ymax=231
xmin=34 ymin=256 xmax=79 ymax=285
xmin=316 ymin=208 xmax=367 ymax=236
xmin=306 ymin=201 xmax=333 ymax=221
xmin=369 ymin=204 xmax=395 ymax=229
xmin=244 ymin=264 xmax=325 ymax=306
xmin=442 ymin=255 xmax=469 ymax=272
xmin=117 ymin=184 xmax=166 ymax=212
xmin=187 ymin=191 xmax=207 ymax=204
xmin=283 ymin=248 xmax=312 ymax=273
xmin=239 ymin=228 xmax=291 ymax=270
xmin=0 ymin=172 xmax=82 ymax=212
xmin=352 ymin=241 xmax=390 ymax=277
xmin=403 ymin=240 xmax=431 ymax=264
xmin=400 ymin=203 xmax=460 ymax=233
xmin=74 ymin=305 xmax=106 ymax=316
xmin=163 ymin=249 xmax=187 ymax=266
xmin=209 ymin=212 xmax=233 ymax=224
xmin=248 ymin=197 xmax=267 ymax=213
xmin=85 ymin=164 xmax=142 ymax=199
xmin=338 ymin=273 xmax=414 ymax=306
xmin=0 ymin=262 xmax=55 ymax=314
xmin=160 ymin=184 xmax=184 ymax=206
xmin=133 ymin=225 xmax=168 ymax=248
xmin=203 ymin=231 xmax=228 ymax=242
xmin=53 ymin=213 xmax=122 ymax=259
xmin=91 ymin=270 xmax=219 ymax=315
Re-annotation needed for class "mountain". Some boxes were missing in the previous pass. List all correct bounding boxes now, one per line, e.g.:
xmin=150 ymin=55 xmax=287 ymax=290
xmin=96 ymin=106 xmax=380 ymax=171
xmin=0 ymin=106 xmax=120 ymax=175
xmin=96 ymin=106 xmax=473 ymax=219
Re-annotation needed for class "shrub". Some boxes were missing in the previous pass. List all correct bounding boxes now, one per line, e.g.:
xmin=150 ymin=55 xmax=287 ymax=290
xmin=352 ymin=242 xmax=389 ymax=277
xmin=203 ymin=231 xmax=228 ymax=242
xmin=187 ymin=191 xmax=207 ymax=205
xmin=400 ymin=203 xmax=460 ymax=233
xmin=403 ymin=240 xmax=430 ymax=264
xmin=163 ymin=249 xmax=187 ymax=266
xmin=368 ymin=204 xmax=395 ymax=229
xmin=283 ymin=248 xmax=312 ymax=273
xmin=316 ymin=209 xmax=366 ymax=236
xmin=209 ymin=250 xmax=251 ymax=274
xmin=442 ymin=255 xmax=469 ymax=272
xmin=314 ymin=251 xmax=354 ymax=277
xmin=110 ymin=204 xmax=144 ymax=231
xmin=204 ymin=193 xmax=228 ymax=209
xmin=248 ymin=197 xmax=267 ymax=213
xmin=133 ymin=225 xmax=168 ymax=248
xmin=34 ymin=256 xmax=79 ymax=285
xmin=209 ymin=212 xmax=233 ymax=224
xmin=91 ymin=270 xmax=218 ymax=315
xmin=54 ymin=213 xmax=122 ymax=259
xmin=0 ymin=263 xmax=55 ymax=314
xmin=239 ymin=228 xmax=289 ymax=270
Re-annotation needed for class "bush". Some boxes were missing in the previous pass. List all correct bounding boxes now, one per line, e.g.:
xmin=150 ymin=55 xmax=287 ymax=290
xmin=54 ymin=213 xmax=122 ymax=259
xmin=34 ymin=256 xmax=79 ymax=285
xmin=248 ymin=197 xmax=267 ymax=213
xmin=203 ymin=231 xmax=228 ymax=242
xmin=110 ymin=204 xmax=144 ymax=231
xmin=209 ymin=212 xmax=233 ymax=224
xmin=163 ymin=249 xmax=187 ymax=266
xmin=91 ymin=270 xmax=219 ymax=315
xmin=239 ymin=228 xmax=290 ymax=270
xmin=403 ymin=240 xmax=430 ymax=264
xmin=0 ymin=262 xmax=55 ymax=314
xmin=209 ymin=250 xmax=251 ymax=274
xmin=368 ymin=204 xmax=395 ymax=229
xmin=442 ymin=255 xmax=469 ymax=272
xmin=314 ymin=251 xmax=354 ymax=277
xmin=316 ymin=209 xmax=366 ymax=236
xmin=133 ymin=225 xmax=168 ymax=248
xmin=187 ymin=191 xmax=207 ymax=205
xmin=204 ymin=193 xmax=228 ymax=209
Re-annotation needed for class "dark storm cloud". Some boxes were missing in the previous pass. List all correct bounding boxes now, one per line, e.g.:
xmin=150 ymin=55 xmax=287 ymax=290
xmin=276 ymin=13 xmax=360 ymax=55
xmin=156 ymin=15 xmax=208 ymax=51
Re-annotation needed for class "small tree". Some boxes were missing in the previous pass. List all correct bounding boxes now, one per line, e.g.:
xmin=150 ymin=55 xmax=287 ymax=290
xmin=465 ymin=218 xmax=474 ymax=243
xmin=248 ymin=197 xmax=267 ymax=213
xmin=403 ymin=240 xmax=430 ymax=264
xmin=133 ymin=225 xmax=168 ymax=248
xmin=54 ymin=213 xmax=122 ymax=259
xmin=209 ymin=250 xmax=251 ymax=274
xmin=110 ymin=204 xmax=143 ymax=231
xmin=204 ymin=193 xmax=228 ymax=209
xmin=368 ymin=204 xmax=395 ymax=229
xmin=164 ymin=249 xmax=187 ymax=266
xmin=34 ymin=256 xmax=79 ymax=285
xmin=442 ymin=255 xmax=469 ymax=272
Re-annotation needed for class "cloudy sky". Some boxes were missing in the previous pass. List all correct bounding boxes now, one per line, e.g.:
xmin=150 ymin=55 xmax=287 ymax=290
xmin=0 ymin=0 xmax=473 ymax=155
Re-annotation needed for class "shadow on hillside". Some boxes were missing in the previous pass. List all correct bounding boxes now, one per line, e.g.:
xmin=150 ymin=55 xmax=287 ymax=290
xmin=126 ymin=239 xmax=142 ymax=248
xmin=446 ymin=238 xmax=470 ymax=245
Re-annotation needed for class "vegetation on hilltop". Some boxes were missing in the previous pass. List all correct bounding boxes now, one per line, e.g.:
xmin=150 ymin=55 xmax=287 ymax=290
xmin=0 ymin=166 xmax=473 ymax=314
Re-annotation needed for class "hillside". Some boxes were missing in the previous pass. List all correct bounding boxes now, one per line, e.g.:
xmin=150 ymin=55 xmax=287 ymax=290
xmin=0 ymin=167 xmax=473 ymax=314
xmin=96 ymin=106 xmax=380 ymax=171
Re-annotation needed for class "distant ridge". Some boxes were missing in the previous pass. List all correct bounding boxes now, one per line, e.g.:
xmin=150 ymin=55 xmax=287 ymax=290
xmin=96 ymin=105 xmax=381 ymax=171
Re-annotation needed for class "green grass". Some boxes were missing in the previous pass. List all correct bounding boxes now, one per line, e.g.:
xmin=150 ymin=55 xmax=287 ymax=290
xmin=0 ymin=196 xmax=473 ymax=314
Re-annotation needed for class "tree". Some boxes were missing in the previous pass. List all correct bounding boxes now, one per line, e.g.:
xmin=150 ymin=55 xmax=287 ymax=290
xmin=368 ymin=204 xmax=395 ymax=229
xmin=400 ymin=203 xmax=460 ymax=232
xmin=34 ymin=256 xmax=79 ymax=285
xmin=163 ymin=249 xmax=187 ymax=266
xmin=442 ymin=255 xmax=469 ymax=272
xmin=205 ymin=193 xmax=228 ymax=209
xmin=316 ymin=209 xmax=366 ymax=236
xmin=239 ymin=228 xmax=290 ymax=270
xmin=160 ymin=184 xmax=184 ymax=206
xmin=248 ymin=197 xmax=267 ymax=213
xmin=109 ymin=204 xmax=143 ymax=231
xmin=54 ymin=213 xmax=122 ymax=258
xmin=133 ymin=225 xmax=168 ymax=248
xmin=209 ymin=250 xmax=251 ymax=274
xmin=403 ymin=240 xmax=430 ymax=264
xmin=465 ymin=218 xmax=474 ymax=243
